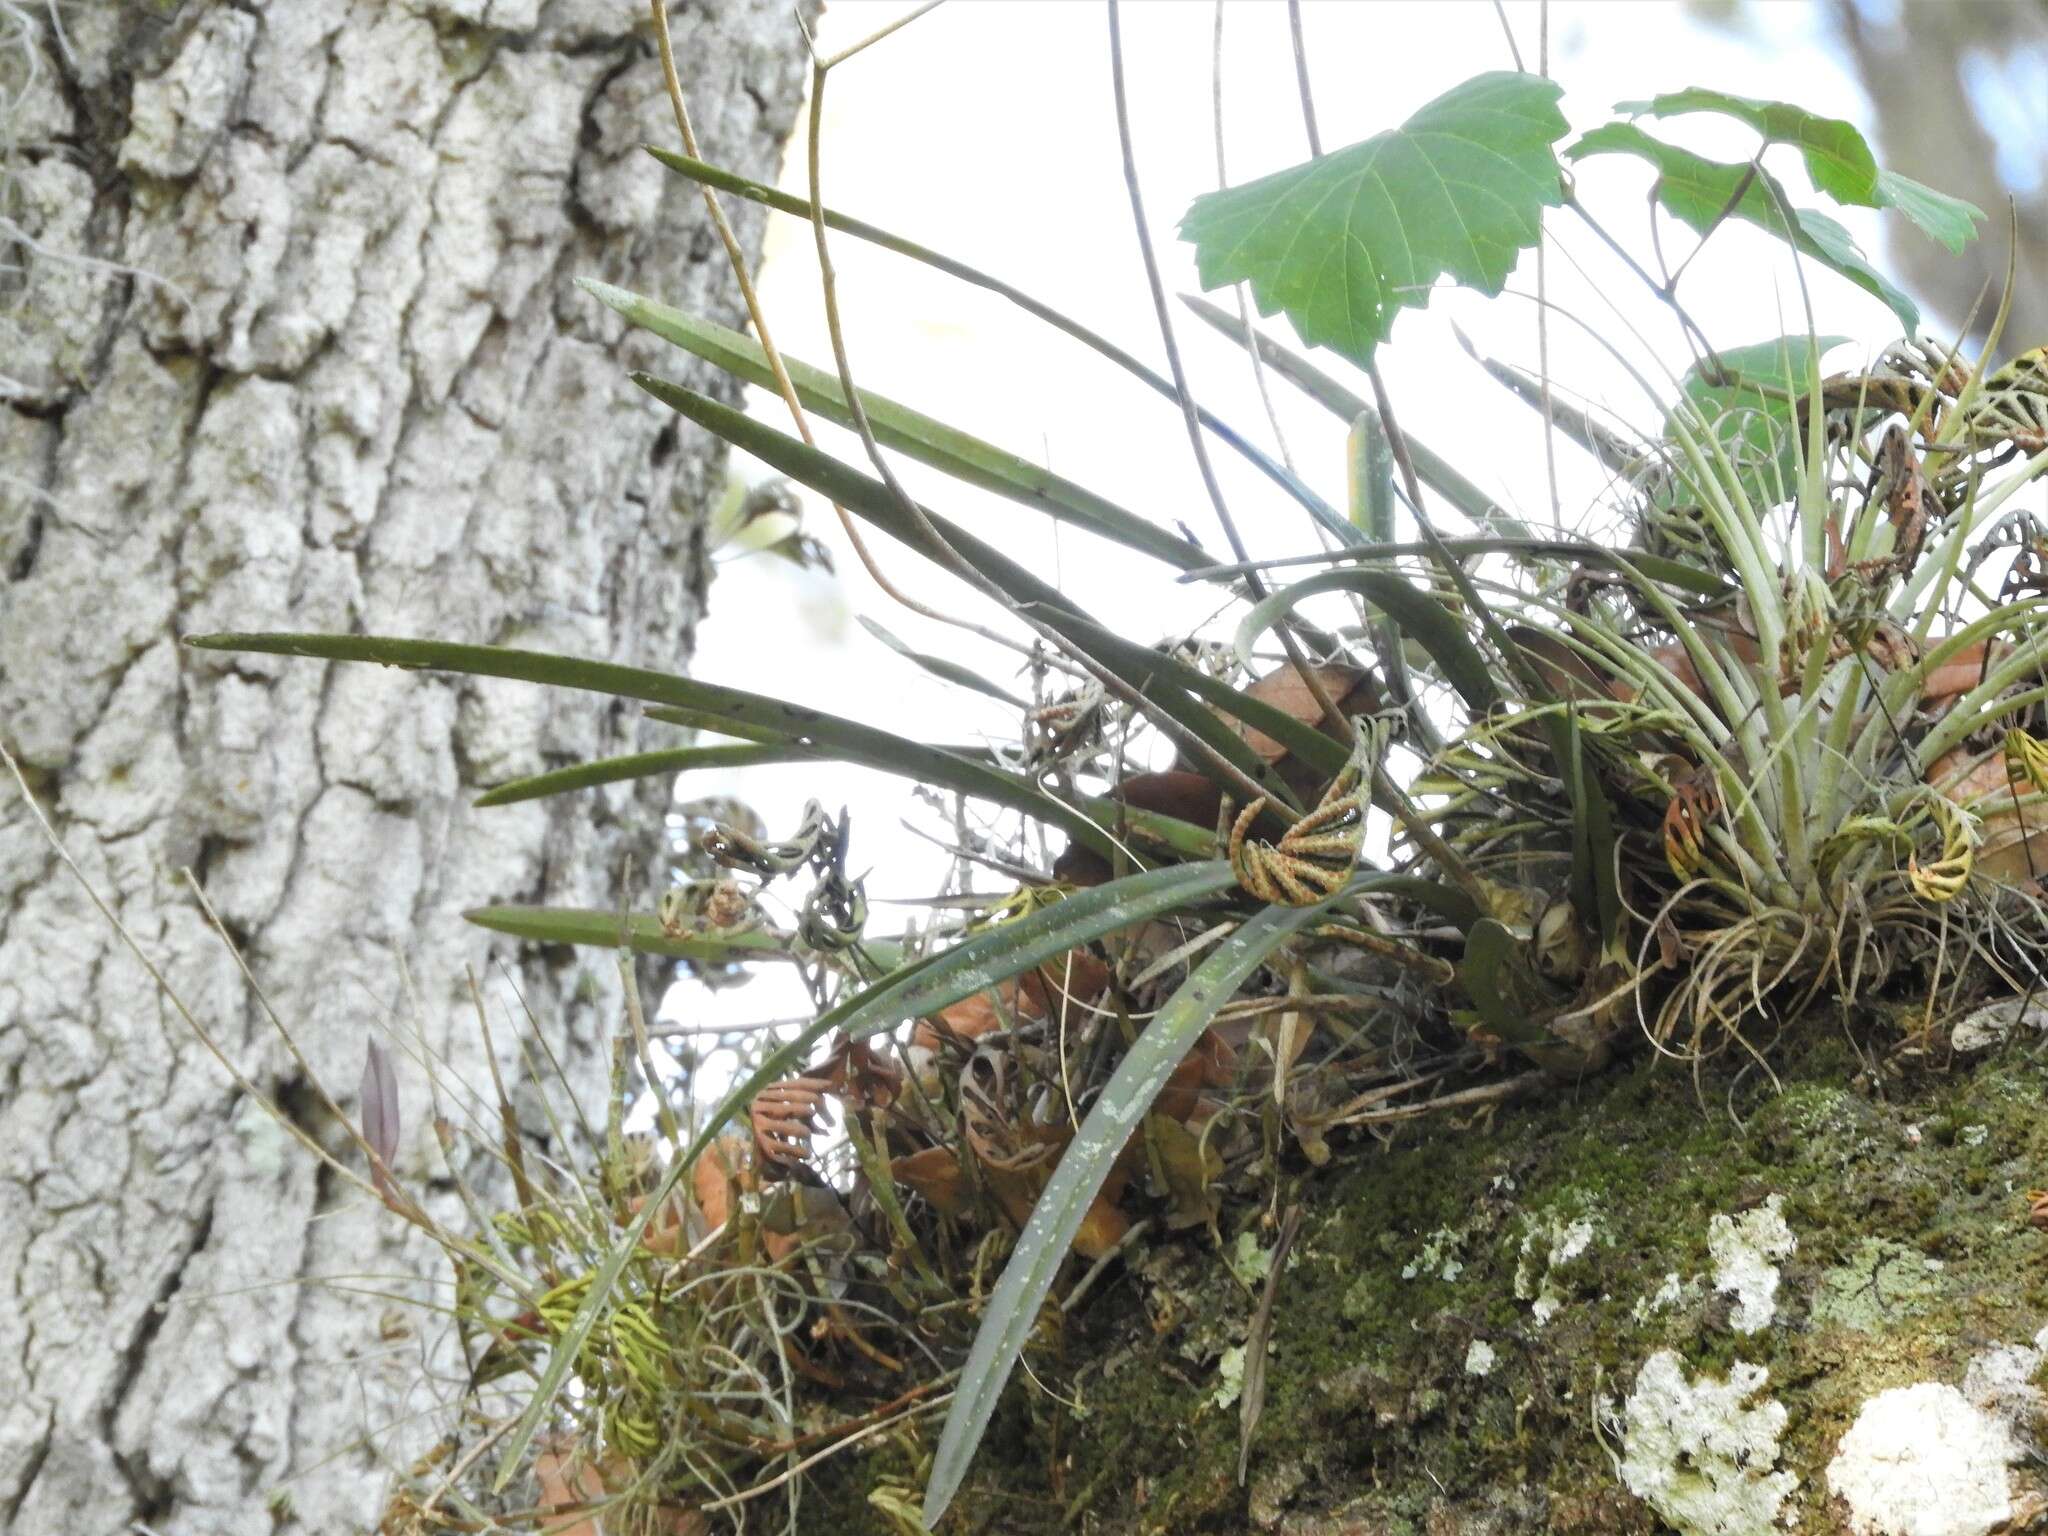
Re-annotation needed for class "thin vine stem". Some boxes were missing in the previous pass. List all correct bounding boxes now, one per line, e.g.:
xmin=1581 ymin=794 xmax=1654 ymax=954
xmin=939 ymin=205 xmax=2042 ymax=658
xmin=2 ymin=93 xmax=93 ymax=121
xmin=795 ymin=16 xmax=1280 ymax=814
xmin=1212 ymin=0 xmax=1300 ymax=484
xmin=647 ymin=0 xmax=1006 ymax=647
xmin=1104 ymin=0 xmax=1355 ymax=765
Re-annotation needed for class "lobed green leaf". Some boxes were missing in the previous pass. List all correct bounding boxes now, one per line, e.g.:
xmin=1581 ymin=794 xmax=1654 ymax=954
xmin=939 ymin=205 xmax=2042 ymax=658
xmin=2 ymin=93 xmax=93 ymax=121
xmin=1180 ymin=72 xmax=1568 ymax=369
xmin=1670 ymin=333 xmax=1851 ymax=514
xmin=1565 ymin=122 xmax=1919 ymax=333
xmin=1613 ymin=89 xmax=1983 ymax=252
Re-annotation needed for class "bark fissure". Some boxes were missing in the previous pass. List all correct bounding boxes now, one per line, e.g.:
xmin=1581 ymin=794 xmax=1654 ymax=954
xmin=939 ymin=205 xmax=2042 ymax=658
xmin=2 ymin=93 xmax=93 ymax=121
xmin=0 ymin=3 xmax=812 ymax=1530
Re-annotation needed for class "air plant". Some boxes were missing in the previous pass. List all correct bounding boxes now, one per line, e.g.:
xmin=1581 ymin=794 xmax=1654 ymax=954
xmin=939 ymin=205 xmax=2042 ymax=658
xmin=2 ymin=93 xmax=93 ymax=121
xmin=182 ymin=11 xmax=2048 ymax=1528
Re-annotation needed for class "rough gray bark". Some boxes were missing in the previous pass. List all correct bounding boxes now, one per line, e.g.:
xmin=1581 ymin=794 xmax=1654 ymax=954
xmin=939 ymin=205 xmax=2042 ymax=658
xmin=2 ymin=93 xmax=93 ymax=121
xmin=0 ymin=4 xmax=807 ymax=1531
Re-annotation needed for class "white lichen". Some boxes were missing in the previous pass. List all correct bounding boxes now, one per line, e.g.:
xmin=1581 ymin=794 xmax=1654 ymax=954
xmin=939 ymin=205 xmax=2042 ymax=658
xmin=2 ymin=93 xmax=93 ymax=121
xmin=1634 ymin=1270 xmax=1694 ymax=1322
xmin=1401 ymin=1225 xmax=1466 ymax=1282
xmin=1227 ymin=1231 xmax=1273 ymax=1289
xmin=1709 ymin=1195 xmax=1796 ymax=1334
xmin=1211 ymin=1344 xmax=1246 ymax=1411
xmin=1826 ymin=1383 xmax=2020 ymax=1536
xmin=1961 ymin=1325 xmax=2048 ymax=1433
xmin=1948 ymin=995 xmax=2048 ymax=1053
xmin=1617 ymin=1350 xmax=1797 ymax=1536
xmin=1516 ymin=1211 xmax=1598 ymax=1327
xmin=1464 ymin=1339 xmax=1497 ymax=1378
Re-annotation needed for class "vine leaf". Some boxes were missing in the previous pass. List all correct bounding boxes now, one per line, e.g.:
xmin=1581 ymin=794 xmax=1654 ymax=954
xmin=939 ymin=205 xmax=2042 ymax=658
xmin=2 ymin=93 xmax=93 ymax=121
xmin=1180 ymin=72 xmax=1568 ymax=369
xmin=1671 ymin=333 xmax=1852 ymax=512
xmin=1565 ymin=122 xmax=1920 ymax=334
xmin=1869 ymin=170 xmax=1984 ymax=256
xmin=1612 ymin=89 xmax=1984 ymax=253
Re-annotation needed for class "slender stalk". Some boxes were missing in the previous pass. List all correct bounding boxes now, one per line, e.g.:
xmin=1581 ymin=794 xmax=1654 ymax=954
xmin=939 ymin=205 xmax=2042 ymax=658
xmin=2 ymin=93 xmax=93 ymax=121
xmin=1103 ymin=0 xmax=1356 ymax=771
xmin=1534 ymin=0 xmax=1562 ymax=532
xmin=646 ymin=0 xmax=1007 ymax=647
xmin=796 ymin=20 xmax=1279 ymax=812
xmin=1285 ymin=0 xmax=1322 ymax=157
xmin=1212 ymin=0 xmax=1299 ymax=482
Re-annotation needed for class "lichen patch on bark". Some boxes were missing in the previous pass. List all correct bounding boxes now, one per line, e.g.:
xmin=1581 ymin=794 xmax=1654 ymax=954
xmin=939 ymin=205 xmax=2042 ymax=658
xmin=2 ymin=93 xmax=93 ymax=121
xmin=1 ymin=3 xmax=811 ymax=1530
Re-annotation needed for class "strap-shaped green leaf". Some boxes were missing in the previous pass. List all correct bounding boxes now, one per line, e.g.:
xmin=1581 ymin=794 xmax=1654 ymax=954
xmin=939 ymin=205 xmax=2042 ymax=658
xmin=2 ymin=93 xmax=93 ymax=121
xmin=1234 ymin=568 xmax=1501 ymax=717
xmin=1181 ymin=72 xmax=1568 ymax=369
xmin=921 ymin=893 xmax=1341 ymax=1526
xmin=585 ymin=278 xmax=1211 ymax=576
xmin=857 ymin=616 xmax=1029 ymax=710
xmin=1181 ymin=293 xmax=1533 ymax=539
xmin=1187 ymin=539 xmax=1725 ymax=600
xmin=632 ymin=373 xmax=1312 ymax=806
xmin=642 ymin=147 xmax=1342 ymax=531
xmin=1668 ymin=334 xmax=1851 ymax=514
xmin=1349 ymin=410 xmax=1397 ymax=545
xmin=183 ymin=632 xmax=1159 ymax=858
xmin=464 ymin=904 xmax=798 ymax=964
xmin=474 ymin=743 xmax=817 ymax=808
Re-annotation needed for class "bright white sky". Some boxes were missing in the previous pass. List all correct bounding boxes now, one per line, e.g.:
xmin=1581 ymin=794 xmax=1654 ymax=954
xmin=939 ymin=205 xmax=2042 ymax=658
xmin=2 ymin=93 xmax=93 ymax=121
xmin=658 ymin=0 xmax=1920 ymax=1045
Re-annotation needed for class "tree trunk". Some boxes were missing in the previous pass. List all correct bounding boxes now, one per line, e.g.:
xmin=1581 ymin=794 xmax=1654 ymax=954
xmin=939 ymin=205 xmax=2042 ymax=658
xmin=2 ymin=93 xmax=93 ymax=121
xmin=0 ymin=4 xmax=806 ymax=1532
xmin=1831 ymin=0 xmax=2048 ymax=358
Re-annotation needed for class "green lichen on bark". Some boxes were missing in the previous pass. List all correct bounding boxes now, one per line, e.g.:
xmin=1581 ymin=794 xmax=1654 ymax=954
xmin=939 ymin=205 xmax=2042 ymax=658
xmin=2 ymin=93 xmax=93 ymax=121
xmin=809 ymin=1017 xmax=2048 ymax=1533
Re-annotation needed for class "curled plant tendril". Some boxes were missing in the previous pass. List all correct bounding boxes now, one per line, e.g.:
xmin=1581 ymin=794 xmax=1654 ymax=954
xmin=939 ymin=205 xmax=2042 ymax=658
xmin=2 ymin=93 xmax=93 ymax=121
xmin=1227 ymin=719 xmax=1380 ymax=906
xmin=2005 ymin=728 xmax=2048 ymax=797
xmin=1908 ymin=794 xmax=1975 ymax=904
xmin=1662 ymin=772 xmax=1722 ymax=881
xmin=749 ymin=1076 xmax=833 ymax=1167
xmin=704 ymin=798 xmax=830 ymax=879
xmin=798 ymin=807 xmax=868 ymax=952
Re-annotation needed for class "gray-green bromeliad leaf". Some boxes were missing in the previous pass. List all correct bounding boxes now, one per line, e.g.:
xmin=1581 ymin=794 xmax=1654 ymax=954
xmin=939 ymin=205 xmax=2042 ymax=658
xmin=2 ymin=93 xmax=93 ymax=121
xmin=1180 ymin=72 xmax=1568 ymax=370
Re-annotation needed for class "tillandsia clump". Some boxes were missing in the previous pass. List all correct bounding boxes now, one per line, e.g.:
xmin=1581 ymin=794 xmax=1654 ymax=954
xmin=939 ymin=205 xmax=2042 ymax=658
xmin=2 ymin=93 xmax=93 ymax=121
xmin=183 ymin=7 xmax=2048 ymax=1529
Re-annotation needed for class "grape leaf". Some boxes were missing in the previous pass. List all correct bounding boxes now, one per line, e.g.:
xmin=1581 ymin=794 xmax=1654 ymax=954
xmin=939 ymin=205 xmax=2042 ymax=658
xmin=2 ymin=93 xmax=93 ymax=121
xmin=1874 ymin=168 xmax=1983 ymax=255
xmin=1612 ymin=89 xmax=1984 ymax=253
xmin=1669 ymin=334 xmax=1852 ymax=511
xmin=1180 ymin=72 xmax=1568 ymax=369
xmin=1566 ymin=122 xmax=1919 ymax=334
xmin=1615 ymin=89 xmax=1878 ymax=204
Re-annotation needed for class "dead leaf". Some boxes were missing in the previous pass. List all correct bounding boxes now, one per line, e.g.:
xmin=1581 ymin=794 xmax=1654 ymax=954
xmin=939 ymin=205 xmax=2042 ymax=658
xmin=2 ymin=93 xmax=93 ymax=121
xmin=1153 ymin=1026 xmax=1237 ymax=1125
xmin=910 ymin=951 xmax=1111 ymax=1052
xmin=1143 ymin=1113 xmax=1221 ymax=1233
xmin=889 ymin=1146 xmax=969 ymax=1216
xmin=533 ymin=1442 xmax=707 ymax=1536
